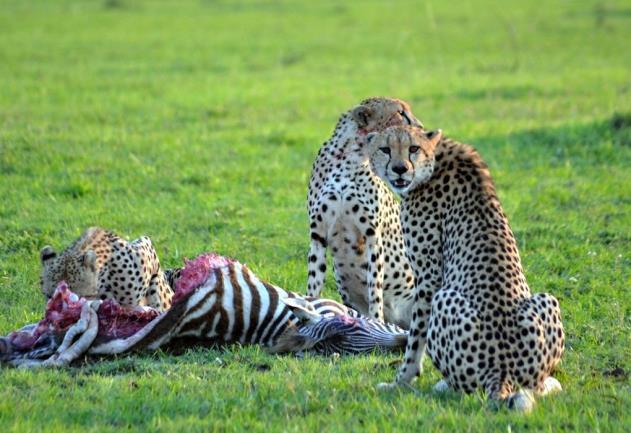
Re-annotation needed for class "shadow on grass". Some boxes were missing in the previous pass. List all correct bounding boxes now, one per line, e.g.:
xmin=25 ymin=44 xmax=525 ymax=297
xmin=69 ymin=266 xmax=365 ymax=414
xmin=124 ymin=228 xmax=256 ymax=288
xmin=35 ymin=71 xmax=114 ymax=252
xmin=474 ymin=112 xmax=631 ymax=150
xmin=460 ymin=113 xmax=631 ymax=175
xmin=410 ymin=84 xmax=568 ymax=104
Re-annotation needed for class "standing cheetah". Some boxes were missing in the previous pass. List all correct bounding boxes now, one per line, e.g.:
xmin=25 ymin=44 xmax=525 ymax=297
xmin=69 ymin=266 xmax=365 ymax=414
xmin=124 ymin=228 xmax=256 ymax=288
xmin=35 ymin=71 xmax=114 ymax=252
xmin=40 ymin=227 xmax=173 ymax=311
xmin=306 ymin=97 xmax=419 ymax=327
xmin=369 ymin=126 xmax=564 ymax=411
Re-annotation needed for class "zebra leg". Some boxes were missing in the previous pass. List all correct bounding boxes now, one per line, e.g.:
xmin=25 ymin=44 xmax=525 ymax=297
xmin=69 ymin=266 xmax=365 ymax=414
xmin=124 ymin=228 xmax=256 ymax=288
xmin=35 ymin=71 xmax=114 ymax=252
xmin=55 ymin=301 xmax=94 ymax=355
xmin=44 ymin=302 xmax=100 ymax=367
xmin=16 ymin=301 xmax=100 ymax=369
xmin=88 ymin=312 xmax=167 ymax=355
xmin=88 ymin=285 xmax=202 ymax=355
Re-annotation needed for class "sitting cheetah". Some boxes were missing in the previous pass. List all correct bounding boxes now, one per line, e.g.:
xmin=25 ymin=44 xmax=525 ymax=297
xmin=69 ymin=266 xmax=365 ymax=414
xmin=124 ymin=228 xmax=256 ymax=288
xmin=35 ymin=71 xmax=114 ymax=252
xmin=368 ymin=126 xmax=564 ymax=411
xmin=306 ymin=97 xmax=419 ymax=327
xmin=40 ymin=227 xmax=173 ymax=311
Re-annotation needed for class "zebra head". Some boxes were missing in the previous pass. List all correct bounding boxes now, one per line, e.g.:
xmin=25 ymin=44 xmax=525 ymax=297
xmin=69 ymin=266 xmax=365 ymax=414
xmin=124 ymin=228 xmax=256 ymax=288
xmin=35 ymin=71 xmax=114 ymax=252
xmin=268 ymin=297 xmax=328 ymax=354
xmin=269 ymin=297 xmax=408 ymax=355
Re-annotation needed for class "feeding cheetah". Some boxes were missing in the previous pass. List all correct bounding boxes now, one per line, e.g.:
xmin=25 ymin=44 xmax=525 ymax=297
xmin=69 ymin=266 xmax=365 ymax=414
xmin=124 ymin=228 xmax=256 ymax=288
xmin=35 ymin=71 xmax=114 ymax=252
xmin=368 ymin=126 xmax=564 ymax=411
xmin=306 ymin=97 xmax=419 ymax=327
xmin=40 ymin=227 xmax=173 ymax=311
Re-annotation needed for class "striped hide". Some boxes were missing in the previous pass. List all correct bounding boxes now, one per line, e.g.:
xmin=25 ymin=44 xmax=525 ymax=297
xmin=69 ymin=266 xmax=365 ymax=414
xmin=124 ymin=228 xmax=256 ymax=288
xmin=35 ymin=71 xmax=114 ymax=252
xmin=90 ymin=259 xmax=406 ymax=356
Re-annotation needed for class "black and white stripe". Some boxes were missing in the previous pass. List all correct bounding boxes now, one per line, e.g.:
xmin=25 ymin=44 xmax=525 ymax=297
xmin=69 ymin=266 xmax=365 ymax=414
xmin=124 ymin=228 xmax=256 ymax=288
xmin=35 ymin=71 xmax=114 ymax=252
xmin=92 ymin=261 xmax=405 ymax=355
xmin=303 ymin=316 xmax=407 ymax=354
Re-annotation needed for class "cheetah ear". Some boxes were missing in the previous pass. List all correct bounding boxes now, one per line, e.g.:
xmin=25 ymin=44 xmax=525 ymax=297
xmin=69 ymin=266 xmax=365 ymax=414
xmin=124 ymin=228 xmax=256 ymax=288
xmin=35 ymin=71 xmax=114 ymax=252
xmin=82 ymin=250 xmax=97 ymax=272
xmin=40 ymin=246 xmax=57 ymax=263
xmin=282 ymin=298 xmax=321 ymax=324
xmin=425 ymin=129 xmax=443 ymax=146
xmin=351 ymin=105 xmax=374 ymax=128
xmin=425 ymin=129 xmax=443 ymax=143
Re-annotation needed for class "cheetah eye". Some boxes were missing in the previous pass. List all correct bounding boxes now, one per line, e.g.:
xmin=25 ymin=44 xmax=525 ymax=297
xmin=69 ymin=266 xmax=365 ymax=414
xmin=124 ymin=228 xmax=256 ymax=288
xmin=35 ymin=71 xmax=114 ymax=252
xmin=379 ymin=147 xmax=391 ymax=155
xmin=409 ymin=146 xmax=420 ymax=154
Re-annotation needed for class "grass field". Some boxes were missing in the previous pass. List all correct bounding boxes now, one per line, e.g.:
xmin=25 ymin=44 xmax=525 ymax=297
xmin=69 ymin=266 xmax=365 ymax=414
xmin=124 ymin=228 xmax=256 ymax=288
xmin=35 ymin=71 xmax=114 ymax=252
xmin=0 ymin=0 xmax=630 ymax=431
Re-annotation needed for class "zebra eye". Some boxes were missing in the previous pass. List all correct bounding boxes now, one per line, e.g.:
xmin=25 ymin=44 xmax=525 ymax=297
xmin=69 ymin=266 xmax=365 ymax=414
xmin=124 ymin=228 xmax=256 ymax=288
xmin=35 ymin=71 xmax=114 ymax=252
xmin=409 ymin=146 xmax=420 ymax=154
xmin=379 ymin=147 xmax=391 ymax=155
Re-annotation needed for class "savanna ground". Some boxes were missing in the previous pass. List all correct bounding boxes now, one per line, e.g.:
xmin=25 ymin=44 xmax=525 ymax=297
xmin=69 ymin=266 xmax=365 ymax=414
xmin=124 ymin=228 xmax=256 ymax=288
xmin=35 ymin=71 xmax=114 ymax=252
xmin=0 ymin=0 xmax=629 ymax=431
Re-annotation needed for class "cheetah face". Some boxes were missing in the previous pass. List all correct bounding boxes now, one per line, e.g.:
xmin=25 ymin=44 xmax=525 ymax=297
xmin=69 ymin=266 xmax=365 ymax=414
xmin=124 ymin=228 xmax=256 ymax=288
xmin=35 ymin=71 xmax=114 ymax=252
xmin=368 ymin=126 xmax=442 ymax=195
xmin=351 ymin=97 xmax=422 ymax=135
xmin=40 ymin=246 xmax=98 ymax=299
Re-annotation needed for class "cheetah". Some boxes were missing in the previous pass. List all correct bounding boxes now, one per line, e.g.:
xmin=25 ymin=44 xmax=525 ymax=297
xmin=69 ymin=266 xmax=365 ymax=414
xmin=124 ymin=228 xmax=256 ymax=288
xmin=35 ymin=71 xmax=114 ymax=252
xmin=40 ymin=227 xmax=173 ymax=311
xmin=306 ymin=97 xmax=419 ymax=327
xmin=368 ymin=126 xmax=564 ymax=412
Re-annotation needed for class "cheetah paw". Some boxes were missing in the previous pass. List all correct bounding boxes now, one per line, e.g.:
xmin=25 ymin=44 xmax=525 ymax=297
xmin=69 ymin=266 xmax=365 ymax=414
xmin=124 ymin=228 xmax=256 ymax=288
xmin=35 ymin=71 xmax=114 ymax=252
xmin=539 ymin=377 xmax=562 ymax=396
xmin=377 ymin=382 xmax=399 ymax=391
xmin=506 ymin=390 xmax=535 ymax=413
xmin=433 ymin=379 xmax=450 ymax=393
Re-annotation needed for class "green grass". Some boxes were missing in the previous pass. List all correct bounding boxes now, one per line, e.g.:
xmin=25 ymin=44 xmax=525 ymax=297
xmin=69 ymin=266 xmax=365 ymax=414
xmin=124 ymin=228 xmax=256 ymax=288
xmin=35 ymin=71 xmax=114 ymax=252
xmin=0 ymin=0 xmax=630 ymax=431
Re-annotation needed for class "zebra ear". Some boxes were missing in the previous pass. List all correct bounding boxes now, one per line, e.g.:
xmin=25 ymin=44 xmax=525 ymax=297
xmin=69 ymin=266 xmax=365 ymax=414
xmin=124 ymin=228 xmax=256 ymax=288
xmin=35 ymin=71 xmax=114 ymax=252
xmin=282 ymin=298 xmax=321 ymax=324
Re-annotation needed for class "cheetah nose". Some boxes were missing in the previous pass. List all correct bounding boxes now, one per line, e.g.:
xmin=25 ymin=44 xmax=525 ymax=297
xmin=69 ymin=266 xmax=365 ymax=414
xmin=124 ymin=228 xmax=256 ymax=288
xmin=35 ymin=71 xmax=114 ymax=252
xmin=392 ymin=165 xmax=408 ymax=175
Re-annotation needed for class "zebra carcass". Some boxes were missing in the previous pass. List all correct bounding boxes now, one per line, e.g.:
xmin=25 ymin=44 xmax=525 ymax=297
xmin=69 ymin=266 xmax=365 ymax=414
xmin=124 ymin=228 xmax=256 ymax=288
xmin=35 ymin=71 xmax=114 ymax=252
xmin=1 ymin=253 xmax=407 ymax=367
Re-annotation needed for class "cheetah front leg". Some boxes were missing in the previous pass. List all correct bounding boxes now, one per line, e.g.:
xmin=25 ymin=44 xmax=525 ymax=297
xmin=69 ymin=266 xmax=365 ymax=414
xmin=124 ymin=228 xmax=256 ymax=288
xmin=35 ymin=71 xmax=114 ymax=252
xmin=147 ymin=271 xmax=174 ymax=311
xmin=364 ymin=228 xmax=385 ymax=322
xmin=378 ymin=254 xmax=442 ymax=390
xmin=378 ymin=286 xmax=434 ymax=390
xmin=136 ymin=237 xmax=173 ymax=311
xmin=306 ymin=236 xmax=327 ymax=297
xmin=306 ymin=200 xmax=330 ymax=298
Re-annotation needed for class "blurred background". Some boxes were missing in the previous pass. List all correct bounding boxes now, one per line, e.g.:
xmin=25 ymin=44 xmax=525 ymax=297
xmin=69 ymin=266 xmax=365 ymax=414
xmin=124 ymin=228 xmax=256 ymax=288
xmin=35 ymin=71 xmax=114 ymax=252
xmin=0 ymin=0 xmax=629 ymax=329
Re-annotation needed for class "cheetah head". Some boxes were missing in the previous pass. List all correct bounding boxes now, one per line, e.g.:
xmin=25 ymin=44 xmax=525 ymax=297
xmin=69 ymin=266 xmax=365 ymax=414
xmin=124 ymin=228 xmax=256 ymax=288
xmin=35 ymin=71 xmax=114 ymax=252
xmin=351 ymin=97 xmax=422 ymax=135
xmin=368 ymin=125 xmax=443 ymax=195
xmin=40 ymin=246 xmax=98 ymax=299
